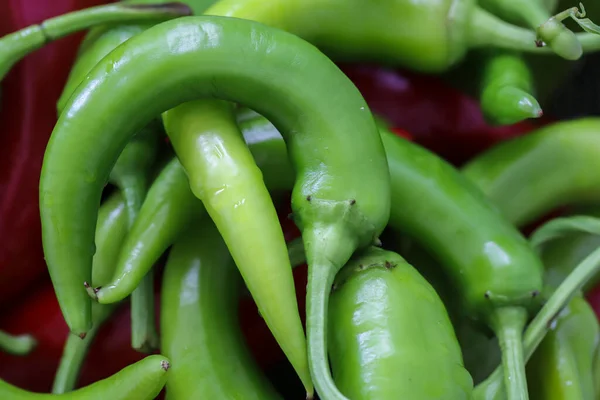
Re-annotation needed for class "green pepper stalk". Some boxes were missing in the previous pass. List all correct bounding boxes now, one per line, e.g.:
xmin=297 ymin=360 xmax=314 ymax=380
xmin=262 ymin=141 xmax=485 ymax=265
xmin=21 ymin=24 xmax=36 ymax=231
xmin=0 ymin=2 xmax=191 ymax=82
xmin=52 ymin=191 xmax=128 ymax=393
xmin=39 ymin=17 xmax=391 ymax=400
xmin=159 ymin=100 xmax=312 ymax=395
xmin=162 ymin=219 xmax=306 ymax=399
xmin=0 ymin=355 xmax=170 ymax=399
xmin=328 ymin=247 xmax=474 ymax=399
xmin=477 ymin=0 xmax=585 ymax=59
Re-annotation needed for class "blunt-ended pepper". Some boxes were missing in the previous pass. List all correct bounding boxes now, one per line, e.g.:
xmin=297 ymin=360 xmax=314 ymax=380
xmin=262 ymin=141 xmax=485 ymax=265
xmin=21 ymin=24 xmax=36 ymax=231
xmin=39 ymin=16 xmax=390 ymax=400
xmin=328 ymin=247 xmax=473 ymax=399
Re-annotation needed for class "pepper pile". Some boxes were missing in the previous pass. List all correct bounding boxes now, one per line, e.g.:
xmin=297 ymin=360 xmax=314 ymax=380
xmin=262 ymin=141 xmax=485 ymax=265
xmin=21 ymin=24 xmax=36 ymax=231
xmin=2 ymin=0 xmax=600 ymax=399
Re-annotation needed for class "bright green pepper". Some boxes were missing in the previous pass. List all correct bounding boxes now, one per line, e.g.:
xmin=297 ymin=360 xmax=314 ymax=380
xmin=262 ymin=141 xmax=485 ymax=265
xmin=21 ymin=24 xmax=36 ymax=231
xmin=109 ymin=115 xmax=294 ymax=302
xmin=462 ymin=118 xmax=600 ymax=228
xmin=159 ymin=99 xmax=312 ymax=393
xmin=161 ymin=218 xmax=282 ymax=399
xmin=52 ymin=191 xmax=128 ymax=394
xmin=0 ymin=3 xmax=191 ymax=81
xmin=328 ymin=246 xmax=473 ymax=399
xmin=39 ymin=17 xmax=390 ymax=399
xmin=0 ymin=355 xmax=170 ymax=399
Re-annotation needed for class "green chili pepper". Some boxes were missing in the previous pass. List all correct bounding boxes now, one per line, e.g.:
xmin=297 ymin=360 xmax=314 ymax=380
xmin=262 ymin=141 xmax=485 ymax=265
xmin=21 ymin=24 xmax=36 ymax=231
xmin=109 ymin=114 xmax=294 ymax=302
xmin=0 ymin=2 xmax=191 ymax=81
xmin=462 ymin=118 xmax=600 ymax=228
xmin=157 ymin=99 xmax=312 ymax=393
xmin=39 ymin=17 xmax=390 ymax=399
xmin=0 ymin=355 xmax=170 ymax=399
xmin=0 ymin=331 xmax=36 ymax=356
xmin=327 ymin=246 xmax=473 ymax=399
xmin=161 ymin=218 xmax=283 ymax=399
xmin=204 ymin=0 xmax=600 ymax=72
xmin=52 ymin=191 xmax=128 ymax=394
xmin=479 ymin=50 xmax=543 ymax=125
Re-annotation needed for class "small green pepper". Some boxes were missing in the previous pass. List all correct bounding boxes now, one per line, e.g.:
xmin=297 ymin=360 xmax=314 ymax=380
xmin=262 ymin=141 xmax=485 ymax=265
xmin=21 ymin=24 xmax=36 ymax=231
xmin=328 ymin=247 xmax=473 ymax=399
xmin=479 ymin=50 xmax=543 ymax=125
xmin=39 ymin=18 xmax=390 ymax=400
xmin=52 ymin=191 xmax=128 ymax=394
xmin=0 ymin=355 xmax=170 ymax=399
xmin=161 ymin=218 xmax=282 ymax=399
xmin=0 ymin=3 xmax=191 ymax=81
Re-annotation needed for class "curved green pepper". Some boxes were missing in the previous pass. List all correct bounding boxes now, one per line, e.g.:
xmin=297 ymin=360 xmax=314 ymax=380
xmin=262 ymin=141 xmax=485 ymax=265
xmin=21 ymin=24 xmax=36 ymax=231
xmin=0 ymin=2 xmax=191 ymax=81
xmin=39 ymin=17 xmax=390 ymax=400
xmin=158 ymin=99 xmax=312 ymax=393
xmin=328 ymin=247 xmax=473 ymax=399
xmin=161 ymin=218 xmax=282 ymax=399
xmin=462 ymin=118 xmax=600 ymax=227
xmin=52 ymin=191 xmax=128 ymax=394
xmin=0 ymin=355 xmax=170 ymax=399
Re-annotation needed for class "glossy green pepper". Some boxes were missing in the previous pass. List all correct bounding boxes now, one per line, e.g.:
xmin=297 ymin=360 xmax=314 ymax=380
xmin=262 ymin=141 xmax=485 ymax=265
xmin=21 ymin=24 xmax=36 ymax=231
xmin=0 ymin=355 xmax=170 ymax=399
xmin=109 ymin=115 xmax=295 ymax=302
xmin=52 ymin=191 xmax=128 ymax=394
xmin=39 ymin=17 xmax=390 ymax=399
xmin=205 ymin=0 xmax=600 ymax=73
xmin=0 ymin=2 xmax=191 ymax=81
xmin=463 ymin=118 xmax=600 ymax=228
xmin=161 ymin=218 xmax=283 ymax=399
xmin=328 ymin=246 xmax=473 ymax=399
xmin=158 ymin=99 xmax=312 ymax=394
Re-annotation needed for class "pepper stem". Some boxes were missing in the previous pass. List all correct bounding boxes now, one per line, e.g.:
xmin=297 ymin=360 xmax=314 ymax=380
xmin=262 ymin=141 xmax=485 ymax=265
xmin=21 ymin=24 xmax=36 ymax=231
xmin=475 ymin=245 xmax=600 ymax=399
xmin=304 ymin=223 xmax=359 ymax=400
xmin=0 ymin=3 xmax=191 ymax=81
xmin=489 ymin=307 xmax=529 ymax=400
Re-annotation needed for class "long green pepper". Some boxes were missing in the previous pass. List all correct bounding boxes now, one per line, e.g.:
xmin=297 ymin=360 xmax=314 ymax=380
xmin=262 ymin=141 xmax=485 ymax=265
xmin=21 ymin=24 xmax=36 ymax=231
xmin=158 ymin=99 xmax=311 ymax=393
xmin=39 ymin=16 xmax=391 ymax=399
xmin=52 ymin=191 xmax=128 ymax=394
